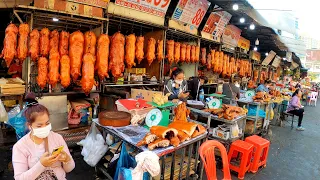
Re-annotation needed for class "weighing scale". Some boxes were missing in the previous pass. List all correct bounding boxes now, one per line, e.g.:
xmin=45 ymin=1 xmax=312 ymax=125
xmin=145 ymin=102 xmax=175 ymax=128
xmin=245 ymin=90 xmax=255 ymax=99
xmin=204 ymin=93 xmax=226 ymax=109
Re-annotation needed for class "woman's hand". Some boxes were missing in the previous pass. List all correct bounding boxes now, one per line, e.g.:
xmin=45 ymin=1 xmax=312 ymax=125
xmin=178 ymin=92 xmax=189 ymax=99
xmin=58 ymin=150 xmax=71 ymax=163
xmin=40 ymin=152 xmax=60 ymax=167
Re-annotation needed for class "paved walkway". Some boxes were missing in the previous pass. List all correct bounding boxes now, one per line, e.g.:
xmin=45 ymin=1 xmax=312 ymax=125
xmin=1 ymin=102 xmax=320 ymax=180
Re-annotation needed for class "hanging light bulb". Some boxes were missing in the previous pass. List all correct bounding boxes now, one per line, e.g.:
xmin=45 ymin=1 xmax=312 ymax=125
xmin=255 ymin=38 xmax=259 ymax=45
xmin=233 ymin=4 xmax=239 ymax=11
xmin=240 ymin=17 xmax=245 ymax=23
xmin=52 ymin=17 xmax=59 ymax=22
xmin=254 ymin=46 xmax=258 ymax=51
xmin=249 ymin=24 xmax=255 ymax=30
xmin=265 ymin=52 xmax=269 ymax=56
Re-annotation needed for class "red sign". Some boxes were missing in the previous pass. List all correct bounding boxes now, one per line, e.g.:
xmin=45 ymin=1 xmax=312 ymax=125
xmin=202 ymin=5 xmax=231 ymax=41
xmin=115 ymin=0 xmax=171 ymax=17
xmin=172 ymin=0 xmax=210 ymax=28
xmin=306 ymin=49 xmax=320 ymax=61
xmin=222 ymin=25 xmax=242 ymax=47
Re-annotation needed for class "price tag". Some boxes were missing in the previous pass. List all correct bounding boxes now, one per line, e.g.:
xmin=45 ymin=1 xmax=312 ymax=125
xmin=115 ymin=0 xmax=171 ymax=17
xmin=172 ymin=0 xmax=210 ymax=28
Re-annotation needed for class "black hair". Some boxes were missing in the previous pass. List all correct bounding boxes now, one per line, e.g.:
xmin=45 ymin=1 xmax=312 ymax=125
xmin=171 ymin=67 xmax=184 ymax=79
xmin=24 ymin=92 xmax=49 ymax=124
xmin=292 ymin=89 xmax=301 ymax=97
xmin=199 ymin=76 xmax=208 ymax=84
xmin=265 ymin=80 xmax=271 ymax=84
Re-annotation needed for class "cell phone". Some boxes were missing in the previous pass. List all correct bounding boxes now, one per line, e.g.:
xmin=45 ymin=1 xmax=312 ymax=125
xmin=51 ymin=146 xmax=64 ymax=156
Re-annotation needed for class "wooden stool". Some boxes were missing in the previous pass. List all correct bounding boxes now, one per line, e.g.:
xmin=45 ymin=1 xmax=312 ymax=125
xmin=245 ymin=135 xmax=270 ymax=173
xmin=228 ymin=140 xmax=254 ymax=179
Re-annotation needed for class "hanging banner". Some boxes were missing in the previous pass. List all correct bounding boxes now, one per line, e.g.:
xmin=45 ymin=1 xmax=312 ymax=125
xmin=172 ymin=0 xmax=211 ymax=28
xmin=222 ymin=25 xmax=241 ymax=48
xmin=249 ymin=51 xmax=261 ymax=61
xmin=67 ymin=0 xmax=109 ymax=8
xmin=290 ymin=61 xmax=299 ymax=70
xmin=115 ymin=0 xmax=171 ymax=17
xmin=201 ymin=5 xmax=231 ymax=42
xmin=237 ymin=36 xmax=250 ymax=51
xmin=261 ymin=50 xmax=276 ymax=66
xmin=272 ymin=55 xmax=281 ymax=67
xmin=286 ymin=51 xmax=293 ymax=62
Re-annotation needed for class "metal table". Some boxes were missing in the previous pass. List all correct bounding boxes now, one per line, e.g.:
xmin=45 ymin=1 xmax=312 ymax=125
xmin=93 ymin=119 xmax=207 ymax=180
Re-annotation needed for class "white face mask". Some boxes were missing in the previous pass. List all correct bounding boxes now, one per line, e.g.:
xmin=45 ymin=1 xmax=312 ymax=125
xmin=32 ymin=124 xmax=52 ymax=138
xmin=175 ymin=80 xmax=183 ymax=85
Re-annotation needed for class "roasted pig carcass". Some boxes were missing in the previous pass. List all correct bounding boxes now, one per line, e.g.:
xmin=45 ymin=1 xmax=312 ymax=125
xmin=37 ymin=57 xmax=48 ymax=89
xmin=136 ymin=36 xmax=144 ymax=64
xmin=17 ymin=23 xmax=29 ymax=62
xmin=166 ymin=40 xmax=174 ymax=64
xmin=190 ymin=45 xmax=196 ymax=63
xmin=174 ymin=42 xmax=180 ymax=63
xmin=59 ymin=31 xmax=69 ymax=56
xmin=201 ymin=48 xmax=206 ymax=65
xmin=29 ymin=29 xmax=40 ymax=62
xmin=180 ymin=43 xmax=186 ymax=62
xmin=81 ymin=53 xmax=95 ymax=95
xmin=191 ymin=124 xmax=206 ymax=138
xmin=169 ymin=136 xmax=180 ymax=147
xmin=195 ymin=46 xmax=200 ymax=62
xmin=173 ymin=102 xmax=190 ymax=122
xmin=84 ymin=31 xmax=97 ymax=56
xmin=156 ymin=39 xmax=164 ymax=62
xmin=168 ymin=121 xmax=197 ymax=137
xmin=1 ymin=24 xmax=18 ymax=67
xmin=48 ymin=51 xmax=60 ymax=87
xmin=125 ymin=34 xmax=136 ymax=69
xmin=207 ymin=52 xmax=212 ymax=70
xmin=148 ymin=138 xmax=170 ymax=150
xmin=60 ymin=55 xmax=71 ymax=88
xmin=177 ymin=130 xmax=190 ymax=142
xmin=96 ymin=34 xmax=110 ymax=80
xmin=150 ymin=126 xmax=178 ymax=139
xmin=49 ymin=30 xmax=59 ymax=54
xmin=146 ymin=38 xmax=156 ymax=66
xmin=40 ymin=28 xmax=50 ymax=57
xmin=69 ymin=31 xmax=84 ymax=81
xmin=136 ymin=133 xmax=157 ymax=147
xmin=185 ymin=44 xmax=191 ymax=63
xmin=109 ymin=32 xmax=125 ymax=79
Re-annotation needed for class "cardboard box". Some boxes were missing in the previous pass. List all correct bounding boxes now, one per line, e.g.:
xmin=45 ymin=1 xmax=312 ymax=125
xmin=131 ymin=89 xmax=162 ymax=102
xmin=34 ymin=0 xmax=104 ymax=17
xmin=212 ymin=127 xmax=230 ymax=140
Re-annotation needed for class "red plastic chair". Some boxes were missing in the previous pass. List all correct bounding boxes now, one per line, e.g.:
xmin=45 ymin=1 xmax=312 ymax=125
xmin=199 ymin=140 xmax=231 ymax=180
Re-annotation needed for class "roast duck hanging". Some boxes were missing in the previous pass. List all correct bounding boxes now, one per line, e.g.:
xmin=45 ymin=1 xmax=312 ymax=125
xmin=137 ymin=103 xmax=206 ymax=150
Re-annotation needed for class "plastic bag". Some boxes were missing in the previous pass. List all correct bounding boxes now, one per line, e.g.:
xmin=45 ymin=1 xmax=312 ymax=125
xmin=7 ymin=107 xmax=28 ymax=139
xmin=248 ymin=105 xmax=266 ymax=118
xmin=81 ymin=122 xmax=108 ymax=167
xmin=0 ymin=100 xmax=8 ymax=122
xmin=116 ymin=143 xmax=150 ymax=180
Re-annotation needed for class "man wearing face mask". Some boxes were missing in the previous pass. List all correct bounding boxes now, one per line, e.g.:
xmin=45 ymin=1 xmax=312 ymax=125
xmin=164 ymin=67 xmax=189 ymax=101
xmin=12 ymin=93 xmax=75 ymax=180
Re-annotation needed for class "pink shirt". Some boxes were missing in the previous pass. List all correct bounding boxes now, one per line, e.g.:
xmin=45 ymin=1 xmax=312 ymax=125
xmin=12 ymin=131 xmax=75 ymax=180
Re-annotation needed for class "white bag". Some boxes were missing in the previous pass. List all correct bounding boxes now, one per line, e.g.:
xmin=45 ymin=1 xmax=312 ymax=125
xmin=80 ymin=122 xmax=108 ymax=167
xmin=0 ymin=100 xmax=8 ymax=122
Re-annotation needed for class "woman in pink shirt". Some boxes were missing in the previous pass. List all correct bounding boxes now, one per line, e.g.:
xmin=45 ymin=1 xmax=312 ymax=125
xmin=287 ymin=89 xmax=305 ymax=131
xmin=12 ymin=93 xmax=75 ymax=180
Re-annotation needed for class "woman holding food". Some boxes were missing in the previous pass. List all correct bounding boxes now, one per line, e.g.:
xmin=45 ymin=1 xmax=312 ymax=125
xmin=287 ymin=89 xmax=305 ymax=131
xmin=12 ymin=93 xmax=75 ymax=180
xmin=164 ymin=67 xmax=189 ymax=101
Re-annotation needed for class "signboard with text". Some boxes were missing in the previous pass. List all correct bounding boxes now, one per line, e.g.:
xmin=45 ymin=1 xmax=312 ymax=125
xmin=237 ymin=36 xmax=250 ymax=51
xmin=201 ymin=5 xmax=231 ymax=42
xmin=222 ymin=25 xmax=241 ymax=47
xmin=115 ymin=0 xmax=171 ymax=17
xmin=250 ymin=51 xmax=261 ymax=61
xmin=172 ymin=0 xmax=211 ymax=28
xmin=306 ymin=49 xmax=320 ymax=61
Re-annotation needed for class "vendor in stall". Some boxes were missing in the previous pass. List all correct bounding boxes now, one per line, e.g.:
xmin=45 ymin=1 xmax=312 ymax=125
xmin=12 ymin=93 xmax=75 ymax=179
xmin=8 ymin=59 xmax=22 ymax=78
xmin=256 ymin=80 xmax=272 ymax=93
xmin=222 ymin=76 xmax=240 ymax=105
xmin=287 ymin=89 xmax=305 ymax=131
xmin=188 ymin=76 xmax=208 ymax=100
xmin=164 ymin=67 xmax=189 ymax=101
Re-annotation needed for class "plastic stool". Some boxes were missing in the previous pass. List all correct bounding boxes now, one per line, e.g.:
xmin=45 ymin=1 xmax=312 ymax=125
xmin=228 ymin=140 xmax=254 ymax=179
xmin=245 ymin=135 xmax=270 ymax=173
xmin=199 ymin=140 xmax=231 ymax=180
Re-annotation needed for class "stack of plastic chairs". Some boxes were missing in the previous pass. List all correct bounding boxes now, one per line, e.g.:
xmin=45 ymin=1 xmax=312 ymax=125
xmin=309 ymin=91 xmax=318 ymax=106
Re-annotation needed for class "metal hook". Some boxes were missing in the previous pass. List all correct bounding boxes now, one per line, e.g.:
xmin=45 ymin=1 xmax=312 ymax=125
xmin=131 ymin=22 xmax=134 ymax=34
xmin=140 ymin=24 xmax=142 ymax=36
xmin=118 ymin=19 xmax=122 ymax=32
